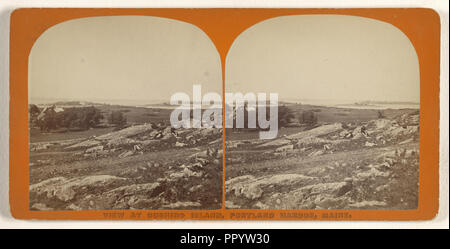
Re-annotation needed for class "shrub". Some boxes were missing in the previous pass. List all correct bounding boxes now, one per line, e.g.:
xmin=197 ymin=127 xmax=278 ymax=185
xmin=36 ymin=106 xmax=103 ymax=131
xmin=278 ymin=105 xmax=295 ymax=128
xmin=108 ymin=110 xmax=127 ymax=127
xmin=29 ymin=104 xmax=40 ymax=117
xmin=299 ymin=110 xmax=318 ymax=125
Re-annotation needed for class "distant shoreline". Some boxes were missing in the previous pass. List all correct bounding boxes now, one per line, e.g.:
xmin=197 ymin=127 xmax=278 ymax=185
xmin=30 ymin=99 xmax=420 ymax=111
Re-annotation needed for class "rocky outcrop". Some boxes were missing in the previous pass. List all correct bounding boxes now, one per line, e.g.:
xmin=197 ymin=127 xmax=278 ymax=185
xmin=96 ymin=124 xmax=154 ymax=141
xmin=226 ymin=112 xmax=419 ymax=210
xmin=38 ymin=124 xmax=224 ymax=159
xmin=30 ymin=175 xmax=128 ymax=202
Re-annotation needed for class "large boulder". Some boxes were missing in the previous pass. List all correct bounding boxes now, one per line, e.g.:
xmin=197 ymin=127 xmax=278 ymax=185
xmin=259 ymin=123 xmax=342 ymax=148
xmin=85 ymin=145 xmax=104 ymax=153
xmin=30 ymin=175 xmax=128 ymax=202
xmin=348 ymin=200 xmax=387 ymax=209
xmin=226 ymin=174 xmax=317 ymax=201
xmin=287 ymin=123 xmax=342 ymax=140
xmin=66 ymin=139 xmax=101 ymax=150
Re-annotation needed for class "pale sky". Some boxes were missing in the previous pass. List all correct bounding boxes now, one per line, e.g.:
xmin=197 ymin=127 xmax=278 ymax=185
xmin=29 ymin=15 xmax=420 ymax=105
xmin=29 ymin=16 xmax=222 ymax=104
xmin=226 ymin=15 xmax=420 ymax=103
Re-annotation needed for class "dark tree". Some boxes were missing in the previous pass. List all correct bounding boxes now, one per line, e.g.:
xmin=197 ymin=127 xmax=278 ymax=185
xmin=278 ymin=105 xmax=294 ymax=128
xmin=299 ymin=110 xmax=318 ymax=126
xmin=82 ymin=106 xmax=103 ymax=129
xmin=29 ymin=104 xmax=41 ymax=126
xmin=37 ymin=109 xmax=57 ymax=131
xmin=108 ymin=110 xmax=127 ymax=127
xmin=38 ymin=106 xmax=103 ymax=131
xmin=29 ymin=104 xmax=40 ymax=117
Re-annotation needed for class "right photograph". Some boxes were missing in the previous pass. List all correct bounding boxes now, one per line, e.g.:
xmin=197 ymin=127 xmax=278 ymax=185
xmin=224 ymin=15 xmax=420 ymax=210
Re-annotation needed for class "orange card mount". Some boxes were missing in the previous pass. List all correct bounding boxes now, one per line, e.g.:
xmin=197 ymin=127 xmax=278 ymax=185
xmin=10 ymin=8 xmax=440 ymax=220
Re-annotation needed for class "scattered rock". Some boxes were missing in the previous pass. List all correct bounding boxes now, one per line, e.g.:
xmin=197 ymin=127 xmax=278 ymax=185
xmin=67 ymin=204 xmax=82 ymax=210
xmin=275 ymin=144 xmax=294 ymax=152
xmin=225 ymin=201 xmax=241 ymax=209
xmin=365 ymin=141 xmax=376 ymax=147
xmin=32 ymin=203 xmax=53 ymax=211
xmin=118 ymin=150 xmax=134 ymax=158
xmin=254 ymin=201 xmax=269 ymax=209
xmin=85 ymin=145 xmax=104 ymax=153
xmin=356 ymin=167 xmax=389 ymax=179
xmin=30 ymin=175 xmax=127 ymax=202
xmin=96 ymin=124 xmax=154 ymax=141
xmin=226 ymin=174 xmax=317 ymax=201
xmin=308 ymin=150 xmax=324 ymax=157
xmin=399 ymin=138 xmax=414 ymax=144
xmin=348 ymin=200 xmax=387 ymax=209
xmin=162 ymin=201 xmax=201 ymax=209
xmin=175 ymin=142 xmax=187 ymax=147
xmin=66 ymin=139 xmax=101 ymax=150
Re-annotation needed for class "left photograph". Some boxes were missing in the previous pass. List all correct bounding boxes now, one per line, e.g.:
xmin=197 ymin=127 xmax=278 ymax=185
xmin=28 ymin=16 xmax=223 ymax=210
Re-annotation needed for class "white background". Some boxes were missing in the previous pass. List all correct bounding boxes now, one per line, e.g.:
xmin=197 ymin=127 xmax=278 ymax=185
xmin=0 ymin=0 xmax=448 ymax=229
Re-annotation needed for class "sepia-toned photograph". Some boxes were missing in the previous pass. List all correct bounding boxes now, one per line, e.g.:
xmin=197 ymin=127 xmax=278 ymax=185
xmin=27 ymin=14 xmax=422 ymax=212
xmin=28 ymin=16 xmax=223 ymax=211
xmin=224 ymin=15 xmax=420 ymax=210
xmin=4 ymin=1 xmax=446 ymax=229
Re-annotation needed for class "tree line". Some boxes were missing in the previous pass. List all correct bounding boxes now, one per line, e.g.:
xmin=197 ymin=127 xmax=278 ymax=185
xmin=29 ymin=104 xmax=127 ymax=132
xmin=227 ymin=104 xmax=318 ymax=129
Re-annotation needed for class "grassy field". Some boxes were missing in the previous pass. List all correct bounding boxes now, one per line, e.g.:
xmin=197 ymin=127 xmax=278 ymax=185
xmin=281 ymin=103 xmax=415 ymax=124
xmin=30 ymin=127 xmax=115 ymax=143
xmin=96 ymin=105 xmax=173 ymax=125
